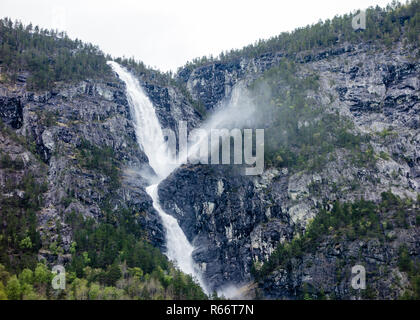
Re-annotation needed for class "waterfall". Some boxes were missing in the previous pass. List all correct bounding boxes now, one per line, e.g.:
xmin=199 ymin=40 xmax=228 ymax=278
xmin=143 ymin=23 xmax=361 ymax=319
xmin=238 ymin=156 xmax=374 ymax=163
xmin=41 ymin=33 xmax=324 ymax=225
xmin=107 ymin=61 xmax=207 ymax=292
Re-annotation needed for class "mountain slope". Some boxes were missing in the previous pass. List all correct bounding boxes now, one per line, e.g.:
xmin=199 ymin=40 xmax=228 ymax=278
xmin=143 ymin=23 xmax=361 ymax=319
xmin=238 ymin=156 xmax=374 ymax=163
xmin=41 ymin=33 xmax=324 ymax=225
xmin=0 ymin=0 xmax=419 ymax=300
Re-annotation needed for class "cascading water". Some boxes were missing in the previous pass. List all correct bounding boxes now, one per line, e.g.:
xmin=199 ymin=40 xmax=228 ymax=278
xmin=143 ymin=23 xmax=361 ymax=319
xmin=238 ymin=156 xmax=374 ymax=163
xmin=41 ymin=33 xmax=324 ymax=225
xmin=107 ymin=61 xmax=207 ymax=292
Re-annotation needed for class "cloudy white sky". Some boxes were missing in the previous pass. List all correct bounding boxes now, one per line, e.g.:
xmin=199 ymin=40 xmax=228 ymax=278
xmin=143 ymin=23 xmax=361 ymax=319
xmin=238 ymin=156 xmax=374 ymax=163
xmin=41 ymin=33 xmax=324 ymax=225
xmin=1 ymin=0 xmax=392 ymax=71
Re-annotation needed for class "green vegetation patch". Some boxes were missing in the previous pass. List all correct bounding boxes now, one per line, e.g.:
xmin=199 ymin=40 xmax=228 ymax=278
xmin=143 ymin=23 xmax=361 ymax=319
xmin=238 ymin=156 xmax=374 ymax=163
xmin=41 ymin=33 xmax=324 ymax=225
xmin=249 ymin=59 xmax=373 ymax=172
xmin=252 ymin=191 xmax=419 ymax=299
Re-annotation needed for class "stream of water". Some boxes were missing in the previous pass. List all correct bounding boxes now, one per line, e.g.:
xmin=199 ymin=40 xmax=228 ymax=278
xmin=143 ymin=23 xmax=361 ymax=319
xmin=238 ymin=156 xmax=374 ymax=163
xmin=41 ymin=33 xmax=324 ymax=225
xmin=108 ymin=61 xmax=208 ymax=292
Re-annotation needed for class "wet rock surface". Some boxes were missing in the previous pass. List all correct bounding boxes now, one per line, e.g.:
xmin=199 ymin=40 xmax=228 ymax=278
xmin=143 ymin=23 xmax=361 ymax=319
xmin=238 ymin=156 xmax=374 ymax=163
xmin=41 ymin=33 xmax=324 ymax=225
xmin=159 ymin=165 xmax=291 ymax=291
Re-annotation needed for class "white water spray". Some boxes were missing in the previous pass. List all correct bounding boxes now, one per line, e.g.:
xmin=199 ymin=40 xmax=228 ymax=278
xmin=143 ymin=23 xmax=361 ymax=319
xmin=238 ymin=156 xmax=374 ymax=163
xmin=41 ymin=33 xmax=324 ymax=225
xmin=108 ymin=61 xmax=207 ymax=292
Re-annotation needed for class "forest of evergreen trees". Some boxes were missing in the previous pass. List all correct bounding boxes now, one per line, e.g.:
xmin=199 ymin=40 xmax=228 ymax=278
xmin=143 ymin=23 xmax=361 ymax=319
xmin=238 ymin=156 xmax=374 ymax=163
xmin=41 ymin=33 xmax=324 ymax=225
xmin=252 ymin=192 xmax=420 ymax=300
xmin=0 ymin=121 xmax=209 ymax=300
xmin=181 ymin=0 xmax=419 ymax=71
xmin=0 ymin=17 xmax=112 ymax=90
xmin=0 ymin=0 xmax=419 ymax=301
xmin=1 ymin=1 xmax=418 ymax=91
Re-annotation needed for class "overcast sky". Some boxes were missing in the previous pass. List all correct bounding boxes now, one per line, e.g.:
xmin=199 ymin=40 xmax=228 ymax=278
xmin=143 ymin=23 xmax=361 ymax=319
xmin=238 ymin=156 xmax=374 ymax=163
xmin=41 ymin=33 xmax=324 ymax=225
xmin=1 ymin=0 xmax=392 ymax=71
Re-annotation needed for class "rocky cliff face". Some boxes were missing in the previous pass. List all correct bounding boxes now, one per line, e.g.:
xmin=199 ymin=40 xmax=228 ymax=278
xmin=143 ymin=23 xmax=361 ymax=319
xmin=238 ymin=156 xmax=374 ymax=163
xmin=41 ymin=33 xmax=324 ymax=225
xmin=260 ymin=207 xmax=419 ymax=300
xmin=159 ymin=165 xmax=292 ymax=292
xmin=142 ymin=81 xmax=202 ymax=138
xmin=0 ymin=69 xmax=202 ymax=264
xmin=1 ymin=39 xmax=418 ymax=299
xmin=177 ymin=52 xmax=284 ymax=111
xmin=1 ymin=79 xmax=157 ymax=262
xmin=161 ymin=42 xmax=419 ymax=297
